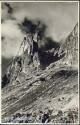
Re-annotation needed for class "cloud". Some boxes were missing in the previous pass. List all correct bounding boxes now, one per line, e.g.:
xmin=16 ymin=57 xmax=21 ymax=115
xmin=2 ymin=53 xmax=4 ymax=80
xmin=2 ymin=20 xmax=23 ymax=39
xmin=1 ymin=2 xmax=78 ymax=58
xmin=2 ymin=20 xmax=24 ymax=57
xmin=2 ymin=3 xmax=12 ymax=21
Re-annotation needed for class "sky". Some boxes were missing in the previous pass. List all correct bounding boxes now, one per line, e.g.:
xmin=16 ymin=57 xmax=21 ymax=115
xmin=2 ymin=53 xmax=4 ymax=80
xmin=1 ymin=2 xmax=78 ymax=58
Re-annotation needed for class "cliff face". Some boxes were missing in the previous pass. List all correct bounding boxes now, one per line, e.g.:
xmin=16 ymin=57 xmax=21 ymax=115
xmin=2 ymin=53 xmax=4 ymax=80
xmin=61 ymin=23 xmax=78 ymax=66
xmin=2 ymin=23 xmax=79 ymax=123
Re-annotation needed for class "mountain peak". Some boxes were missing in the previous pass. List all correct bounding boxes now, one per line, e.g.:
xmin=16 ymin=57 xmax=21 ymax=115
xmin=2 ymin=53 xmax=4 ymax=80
xmin=2 ymin=23 xmax=79 ymax=123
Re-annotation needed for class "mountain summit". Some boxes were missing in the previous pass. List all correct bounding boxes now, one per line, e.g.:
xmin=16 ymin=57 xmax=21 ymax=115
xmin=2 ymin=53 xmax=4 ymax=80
xmin=2 ymin=23 xmax=79 ymax=123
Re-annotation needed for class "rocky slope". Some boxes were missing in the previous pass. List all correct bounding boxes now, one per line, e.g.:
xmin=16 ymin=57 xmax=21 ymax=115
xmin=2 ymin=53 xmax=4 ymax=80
xmin=61 ymin=23 xmax=78 ymax=66
xmin=2 ymin=24 xmax=79 ymax=123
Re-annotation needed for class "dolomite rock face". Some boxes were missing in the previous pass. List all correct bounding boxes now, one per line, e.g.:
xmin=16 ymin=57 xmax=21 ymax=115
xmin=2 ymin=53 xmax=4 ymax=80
xmin=2 ymin=23 xmax=79 ymax=123
xmin=61 ymin=23 xmax=78 ymax=66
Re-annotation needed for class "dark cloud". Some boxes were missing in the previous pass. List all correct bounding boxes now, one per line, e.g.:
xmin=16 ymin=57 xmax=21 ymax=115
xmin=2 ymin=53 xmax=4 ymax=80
xmin=18 ymin=18 xmax=47 ymax=40
xmin=4 ymin=2 xmax=13 ymax=14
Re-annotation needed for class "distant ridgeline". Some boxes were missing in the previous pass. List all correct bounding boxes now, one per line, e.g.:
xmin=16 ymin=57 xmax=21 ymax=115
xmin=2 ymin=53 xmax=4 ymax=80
xmin=61 ymin=23 xmax=78 ymax=66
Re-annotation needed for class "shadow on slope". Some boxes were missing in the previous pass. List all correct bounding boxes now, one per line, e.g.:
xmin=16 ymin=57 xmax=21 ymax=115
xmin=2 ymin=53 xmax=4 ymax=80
xmin=39 ymin=37 xmax=65 ymax=69
xmin=2 ymin=56 xmax=13 ymax=76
